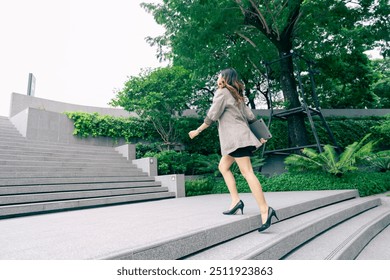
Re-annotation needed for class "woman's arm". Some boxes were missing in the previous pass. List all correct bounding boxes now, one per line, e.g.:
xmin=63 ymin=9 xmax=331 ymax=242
xmin=188 ymin=122 xmax=209 ymax=139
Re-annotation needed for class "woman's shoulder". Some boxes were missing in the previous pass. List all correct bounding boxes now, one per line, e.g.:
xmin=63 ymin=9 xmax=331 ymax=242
xmin=214 ymin=87 xmax=230 ymax=97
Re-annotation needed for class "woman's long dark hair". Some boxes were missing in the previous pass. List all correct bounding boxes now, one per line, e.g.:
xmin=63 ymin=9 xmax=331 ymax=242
xmin=219 ymin=68 xmax=245 ymax=104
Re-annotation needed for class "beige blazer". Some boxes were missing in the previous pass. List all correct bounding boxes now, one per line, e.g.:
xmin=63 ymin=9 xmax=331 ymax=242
xmin=204 ymin=88 xmax=261 ymax=155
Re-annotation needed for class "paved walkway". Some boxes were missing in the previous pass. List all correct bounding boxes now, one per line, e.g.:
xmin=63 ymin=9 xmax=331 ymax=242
xmin=0 ymin=190 xmax=362 ymax=260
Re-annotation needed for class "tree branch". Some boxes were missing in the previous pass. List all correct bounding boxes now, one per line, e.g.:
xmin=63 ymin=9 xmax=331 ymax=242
xmin=236 ymin=32 xmax=258 ymax=48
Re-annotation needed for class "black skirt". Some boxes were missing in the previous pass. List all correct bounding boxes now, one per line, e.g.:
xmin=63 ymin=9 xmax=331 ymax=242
xmin=228 ymin=146 xmax=256 ymax=158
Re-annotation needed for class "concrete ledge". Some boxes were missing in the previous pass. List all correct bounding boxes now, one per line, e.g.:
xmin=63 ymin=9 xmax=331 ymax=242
xmin=155 ymin=174 xmax=185 ymax=198
xmin=10 ymin=107 xmax=127 ymax=147
xmin=10 ymin=92 xmax=132 ymax=118
xmin=132 ymin=157 xmax=157 ymax=177
xmin=115 ymin=144 xmax=136 ymax=161
xmin=9 ymin=108 xmax=28 ymax=137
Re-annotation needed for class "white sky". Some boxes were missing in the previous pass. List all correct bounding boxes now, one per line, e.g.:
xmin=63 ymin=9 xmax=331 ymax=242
xmin=0 ymin=0 xmax=166 ymax=117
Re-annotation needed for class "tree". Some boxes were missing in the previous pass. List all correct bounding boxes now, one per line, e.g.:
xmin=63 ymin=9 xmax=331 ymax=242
xmin=110 ymin=66 xmax=194 ymax=148
xmin=371 ymin=58 xmax=390 ymax=108
xmin=143 ymin=0 xmax=389 ymax=148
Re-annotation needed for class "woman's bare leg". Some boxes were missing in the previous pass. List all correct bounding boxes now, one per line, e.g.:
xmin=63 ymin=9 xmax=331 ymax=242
xmin=235 ymin=156 xmax=269 ymax=223
xmin=219 ymin=155 xmax=240 ymax=209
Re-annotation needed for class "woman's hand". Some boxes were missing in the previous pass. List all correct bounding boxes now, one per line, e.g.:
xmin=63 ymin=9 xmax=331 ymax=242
xmin=260 ymin=138 xmax=267 ymax=144
xmin=188 ymin=130 xmax=200 ymax=139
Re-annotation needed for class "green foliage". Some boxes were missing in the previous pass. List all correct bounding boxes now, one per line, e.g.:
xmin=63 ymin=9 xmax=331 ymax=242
xmin=185 ymin=177 xmax=216 ymax=197
xmin=262 ymin=171 xmax=390 ymax=197
xmin=64 ymin=112 xmax=157 ymax=142
xmin=142 ymin=150 xmax=223 ymax=176
xmin=144 ymin=0 xmax=389 ymax=110
xmin=175 ymin=117 xmax=220 ymax=155
xmin=211 ymin=174 xmax=253 ymax=194
xmin=373 ymin=114 xmax=390 ymax=137
xmin=65 ymin=112 xmax=387 ymax=154
xmin=370 ymin=59 xmax=390 ymax=108
xmin=363 ymin=150 xmax=390 ymax=172
xmin=285 ymin=134 xmax=377 ymax=176
xmin=187 ymin=171 xmax=390 ymax=198
xmin=144 ymin=150 xmax=189 ymax=175
xmin=110 ymin=66 xmax=195 ymax=145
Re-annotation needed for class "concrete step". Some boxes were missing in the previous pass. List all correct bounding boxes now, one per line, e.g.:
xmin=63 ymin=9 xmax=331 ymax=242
xmin=0 ymin=170 xmax=147 ymax=178
xmin=0 ymin=186 xmax=169 ymax=206
xmin=0 ymin=153 xmax=128 ymax=162
xmin=0 ymin=166 xmax=141 ymax=173
xmin=0 ymin=181 xmax=162 ymax=195
xmin=0 ymin=127 xmax=20 ymax=133
xmin=356 ymin=225 xmax=390 ymax=259
xmin=0 ymin=148 xmax=122 ymax=158
xmin=284 ymin=205 xmax=390 ymax=260
xmin=0 ymin=137 xmax=118 ymax=150
xmin=184 ymin=196 xmax=381 ymax=260
xmin=0 ymin=144 xmax=117 ymax=156
xmin=0 ymin=131 xmax=22 ymax=137
xmin=0 ymin=176 xmax=154 ymax=186
xmin=0 ymin=155 xmax=136 ymax=167
xmin=0 ymin=141 xmax=117 ymax=153
xmin=0 ymin=192 xmax=176 ymax=218
xmin=0 ymin=160 xmax=138 ymax=172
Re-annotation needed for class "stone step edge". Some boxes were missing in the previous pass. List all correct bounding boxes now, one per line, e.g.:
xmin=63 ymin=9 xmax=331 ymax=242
xmin=0 ymin=186 xmax=171 ymax=206
xmin=0 ymin=171 xmax=147 ymax=178
xmin=0 ymin=192 xmax=176 ymax=218
xmin=0 ymin=144 xmax=120 ymax=154
xmin=0 ymin=141 xmax=118 ymax=152
xmin=328 ymin=211 xmax=390 ymax=260
xmin=0 ymin=176 xmax=154 ymax=186
xmin=98 ymin=190 xmax=360 ymax=260
xmin=0 ymin=181 xmax=162 ymax=195
xmin=237 ymin=198 xmax=381 ymax=260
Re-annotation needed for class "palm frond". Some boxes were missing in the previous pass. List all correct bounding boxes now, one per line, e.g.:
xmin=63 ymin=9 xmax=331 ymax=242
xmin=285 ymin=153 xmax=323 ymax=172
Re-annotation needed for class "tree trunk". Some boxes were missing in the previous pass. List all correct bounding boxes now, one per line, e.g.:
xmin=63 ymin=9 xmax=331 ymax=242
xmin=278 ymin=49 xmax=309 ymax=148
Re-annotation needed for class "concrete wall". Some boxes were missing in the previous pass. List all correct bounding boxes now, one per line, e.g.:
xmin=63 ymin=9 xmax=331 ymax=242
xmin=9 ymin=92 xmax=134 ymax=118
xmin=10 ymin=107 xmax=126 ymax=147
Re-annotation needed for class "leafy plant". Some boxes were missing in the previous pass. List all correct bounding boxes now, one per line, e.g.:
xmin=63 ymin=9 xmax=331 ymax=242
xmin=363 ymin=150 xmax=390 ymax=172
xmin=185 ymin=177 xmax=215 ymax=197
xmin=207 ymin=170 xmax=390 ymax=197
xmin=144 ymin=150 xmax=190 ymax=175
xmin=284 ymin=134 xmax=377 ymax=176
xmin=64 ymin=112 xmax=155 ymax=142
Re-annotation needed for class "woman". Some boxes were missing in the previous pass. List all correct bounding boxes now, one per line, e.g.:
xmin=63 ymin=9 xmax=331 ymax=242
xmin=188 ymin=68 xmax=278 ymax=232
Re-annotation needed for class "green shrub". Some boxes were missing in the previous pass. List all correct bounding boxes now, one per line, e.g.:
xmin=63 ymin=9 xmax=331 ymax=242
xmin=185 ymin=177 xmax=215 ymax=196
xmin=285 ymin=134 xmax=377 ymax=176
xmin=186 ymin=171 xmax=390 ymax=198
xmin=144 ymin=150 xmax=190 ymax=175
xmin=262 ymin=171 xmax=390 ymax=197
xmin=372 ymin=114 xmax=390 ymax=149
xmin=363 ymin=150 xmax=390 ymax=172
xmin=65 ymin=112 xmax=158 ymax=142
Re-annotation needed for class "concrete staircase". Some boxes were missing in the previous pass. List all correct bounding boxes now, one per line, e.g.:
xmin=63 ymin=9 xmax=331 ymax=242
xmin=183 ymin=192 xmax=390 ymax=260
xmin=184 ymin=193 xmax=390 ymax=260
xmin=0 ymin=116 xmax=175 ymax=218
xmin=0 ymin=189 xmax=389 ymax=259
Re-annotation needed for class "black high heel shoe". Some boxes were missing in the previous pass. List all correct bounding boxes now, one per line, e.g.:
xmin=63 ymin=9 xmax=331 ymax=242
xmin=223 ymin=200 xmax=244 ymax=215
xmin=258 ymin=207 xmax=279 ymax=232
